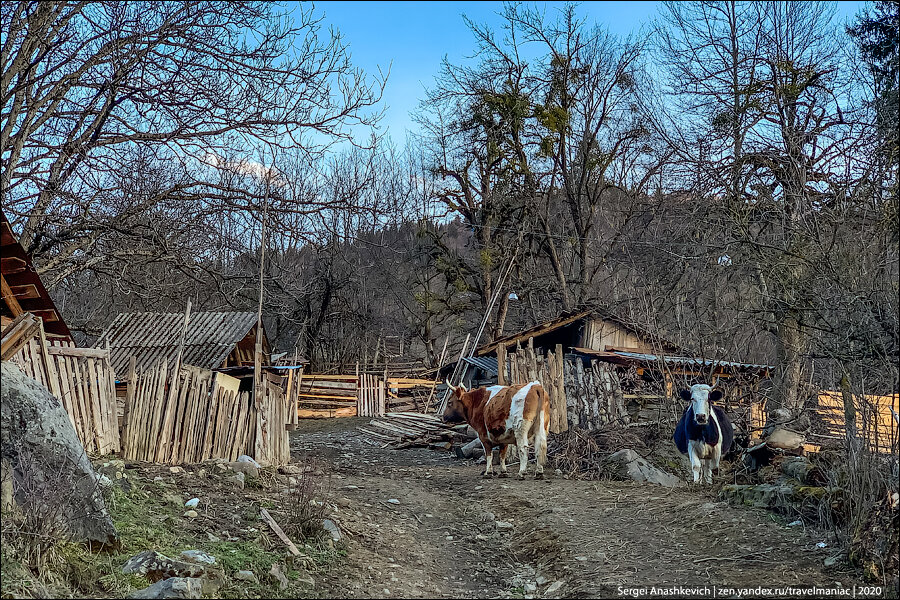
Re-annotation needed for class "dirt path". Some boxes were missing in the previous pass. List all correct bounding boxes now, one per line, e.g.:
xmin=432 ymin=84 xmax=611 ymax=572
xmin=292 ymin=418 xmax=861 ymax=599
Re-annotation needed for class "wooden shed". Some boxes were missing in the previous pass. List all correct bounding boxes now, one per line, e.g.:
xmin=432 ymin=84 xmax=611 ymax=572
xmin=476 ymin=308 xmax=679 ymax=358
xmin=96 ymin=311 xmax=270 ymax=377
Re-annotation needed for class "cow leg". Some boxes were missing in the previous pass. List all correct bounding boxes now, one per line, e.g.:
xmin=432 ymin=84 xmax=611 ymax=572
xmin=689 ymin=445 xmax=701 ymax=484
xmin=711 ymin=444 xmax=722 ymax=478
xmin=515 ymin=421 xmax=531 ymax=479
xmin=534 ymin=410 xmax=548 ymax=480
xmin=702 ymin=460 xmax=713 ymax=485
xmin=481 ymin=440 xmax=494 ymax=478
xmin=498 ymin=445 xmax=509 ymax=477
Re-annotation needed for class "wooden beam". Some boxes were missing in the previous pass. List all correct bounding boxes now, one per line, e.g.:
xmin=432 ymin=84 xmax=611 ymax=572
xmin=260 ymin=508 xmax=301 ymax=556
xmin=7 ymin=283 xmax=39 ymax=300
xmin=1 ymin=312 xmax=39 ymax=360
xmin=48 ymin=346 xmax=109 ymax=358
xmin=0 ymin=256 xmax=27 ymax=274
xmin=0 ymin=273 xmax=23 ymax=316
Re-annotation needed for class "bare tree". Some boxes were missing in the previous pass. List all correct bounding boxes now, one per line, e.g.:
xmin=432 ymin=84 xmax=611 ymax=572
xmin=2 ymin=1 xmax=384 ymax=280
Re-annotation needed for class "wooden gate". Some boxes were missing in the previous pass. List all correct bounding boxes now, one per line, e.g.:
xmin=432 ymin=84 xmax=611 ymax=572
xmin=358 ymin=373 xmax=385 ymax=417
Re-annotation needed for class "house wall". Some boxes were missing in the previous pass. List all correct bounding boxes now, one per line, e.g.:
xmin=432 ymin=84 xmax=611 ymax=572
xmin=580 ymin=318 xmax=646 ymax=351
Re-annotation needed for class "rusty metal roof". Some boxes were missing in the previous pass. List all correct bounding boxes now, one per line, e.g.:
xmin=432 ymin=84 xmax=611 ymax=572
xmin=96 ymin=311 xmax=260 ymax=374
xmin=571 ymin=347 xmax=773 ymax=374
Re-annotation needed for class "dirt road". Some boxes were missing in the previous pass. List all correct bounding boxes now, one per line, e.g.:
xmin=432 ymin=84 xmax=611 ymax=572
xmin=292 ymin=418 xmax=860 ymax=599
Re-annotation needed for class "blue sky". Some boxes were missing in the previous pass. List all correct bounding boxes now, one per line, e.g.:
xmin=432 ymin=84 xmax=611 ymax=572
xmin=309 ymin=1 xmax=867 ymax=143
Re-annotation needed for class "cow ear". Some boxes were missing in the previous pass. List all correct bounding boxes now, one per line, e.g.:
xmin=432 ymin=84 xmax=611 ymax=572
xmin=679 ymin=389 xmax=691 ymax=402
xmin=710 ymin=390 xmax=724 ymax=403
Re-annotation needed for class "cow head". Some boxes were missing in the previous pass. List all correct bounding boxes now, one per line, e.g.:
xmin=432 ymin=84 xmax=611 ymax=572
xmin=680 ymin=384 xmax=723 ymax=426
xmin=442 ymin=380 xmax=469 ymax=424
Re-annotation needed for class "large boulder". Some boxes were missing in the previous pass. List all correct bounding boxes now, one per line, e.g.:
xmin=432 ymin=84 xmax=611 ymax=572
xmin=0 ymin=361 xmax=116 ymax=545
xmin=606 ymin=449 xmax=683 ymax=487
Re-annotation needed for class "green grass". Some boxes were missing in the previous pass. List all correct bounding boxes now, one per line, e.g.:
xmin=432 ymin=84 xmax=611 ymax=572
xmin=2 ymin=469 xmax=342 ymax=599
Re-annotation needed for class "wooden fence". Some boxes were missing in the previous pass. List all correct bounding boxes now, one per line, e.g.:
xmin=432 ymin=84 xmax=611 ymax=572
xmin=122 ymin=362 xmax=292 ymax=466
xmin=817 ymin=391 xmax=899 ymax=454
xmin=296 ymin=373 xmax=434 ymax=418
xmin=253 ymin=372 xmax=292 ymax=466
xmin=4 ymin=313 xmax=120 ymax=454
xmin=499 ymin=339 xmax=568 ymax=434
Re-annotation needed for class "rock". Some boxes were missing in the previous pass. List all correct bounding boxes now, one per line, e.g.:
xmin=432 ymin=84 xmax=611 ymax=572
xmin=184 ymin=498 xmax=200 ymax=508
xmin=229 ymin=472 xmax=245 ymax=489
xmin=606 ymin=449 xmax=683 ymax=487
xmin=227 ymin=460 xmax=258 ymax=478
xmin=536 ymin=576 xmax=548 ymax=585
xmin=524 ymin=582 xmax=537 ymax=593
xmin=545 ymin=581 xmax=564 ymax=595
xmin=766 ymin=427 xmax=804 ymax=450
xmin=128 ymin=577 xmax=202 ymax=599
xmin=179 ymin=550 xmax=216 ymax=566
xmin=278 ymin=464 xmax=303 ymax=475
xmin=323 ymin=519 xmax=342 ymax=542
xmin=269 ymin=563 xmax=289 ymax=590
xmin=337 ymin=497 xmax=352 ymax=508
xmin=0 ymin=362 xmax=117 ymax=545
xmin=206 ymin=533 xmax=221 ymax=543
xmin=495 ymin=521 xmax=514 ymax=529
xmin=122 ymin=550 xmax=206 ymax=580
xmin=720 ymin=483 xmax=820 ymax=511
xmin=824 ymin=556 xmax=840 ymax=568
xmin=387 ymin=498 xmax=400 ymax=504
xmin=296 ymin=571 xmax=315 ymax=587
xmin=169 ymin=466 xmax=184 ymax=474
xmin=183 ymin=510 xmax=198 ymax=518
xmin=196 ymin=469 xmax=206 ymax=478
xmin=236 ymin=454 xmax=261 ymax=468
xmin=235 ymin=570 xmax=257 ymax=583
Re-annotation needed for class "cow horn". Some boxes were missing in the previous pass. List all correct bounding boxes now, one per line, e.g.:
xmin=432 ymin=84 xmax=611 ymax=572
xmin=445 ymin=379 xmax=457 ymax=392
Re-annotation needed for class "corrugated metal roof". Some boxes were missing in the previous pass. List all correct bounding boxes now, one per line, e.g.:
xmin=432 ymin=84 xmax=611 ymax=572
xmin=462 ymin=355 xmax=499 ymax=376
xmin=96 ymin=311 xmax=260 ymax=374
xmin=572 ymin=347 xmax=772 ymax=373
xmin=613 ymin=350 xmax=773 ymax=371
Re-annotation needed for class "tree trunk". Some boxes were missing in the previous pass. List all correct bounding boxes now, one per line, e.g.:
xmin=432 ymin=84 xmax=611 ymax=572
xmin=772 ymin=311 xmax=805 ymax=414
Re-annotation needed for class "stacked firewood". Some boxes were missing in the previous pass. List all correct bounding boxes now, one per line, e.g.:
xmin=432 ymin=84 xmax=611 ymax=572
xmin=356 ymin=412 xmax=470 ymax=449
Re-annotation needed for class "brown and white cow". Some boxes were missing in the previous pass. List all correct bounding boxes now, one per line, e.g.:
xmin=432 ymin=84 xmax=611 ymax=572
xmin=442 ymin=381 xmax=550 ymax=479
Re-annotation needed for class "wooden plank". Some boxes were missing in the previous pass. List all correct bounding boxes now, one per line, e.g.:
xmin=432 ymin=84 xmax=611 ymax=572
xmin=260 ymin=508 xmax=301 ymax=556
xmin=0 ymin=256 xmax=27 ymax=274
xmin=54 ymin=353 xmax=78 ymax=432
xmin=297 ymin=406 xmax=358 ymax=419
xmin=147 ymin=361 xmax=169 ymax=461
xmin=6 ymin=283 xmax=40 ymax=300
xmin=169 ymin=369 xmax=192 ymax=463
xmin=357 ymin=426 xmax=399 ymax=441
xmin=47 ymin=346 xmax=109 ymax=358
xmin=297 ymin=392 xmax=359 ymax=401
xmin=86 ymin=358 xmax=108 ymax=453
xmin=73 ymin=358 xmax=93 ymax=451
xmin=0 ymin=273 xmax=24 ymax=316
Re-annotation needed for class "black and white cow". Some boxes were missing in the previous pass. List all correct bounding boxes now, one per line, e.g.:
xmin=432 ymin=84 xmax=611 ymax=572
xmin=673 ymin=383 xmax=734 ymax=484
